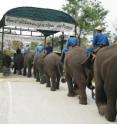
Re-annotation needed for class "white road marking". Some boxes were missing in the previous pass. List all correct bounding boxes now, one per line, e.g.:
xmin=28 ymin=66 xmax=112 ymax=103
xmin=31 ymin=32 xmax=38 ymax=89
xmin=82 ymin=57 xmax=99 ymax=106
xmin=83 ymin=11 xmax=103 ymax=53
xmin=7 ymin=81 xmax=13 ymax=124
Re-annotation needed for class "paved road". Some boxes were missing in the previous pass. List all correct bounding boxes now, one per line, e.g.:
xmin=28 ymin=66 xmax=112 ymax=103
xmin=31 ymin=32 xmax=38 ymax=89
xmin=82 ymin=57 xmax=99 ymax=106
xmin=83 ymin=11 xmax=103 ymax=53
xmin=0 ymin=74 xmax=116 ymax=124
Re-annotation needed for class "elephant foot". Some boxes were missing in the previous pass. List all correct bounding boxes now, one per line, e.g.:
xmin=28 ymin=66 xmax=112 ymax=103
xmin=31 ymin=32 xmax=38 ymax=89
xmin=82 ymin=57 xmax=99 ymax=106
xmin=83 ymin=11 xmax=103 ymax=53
xmin=18 ymin=72 xmax=22 ymax=75
xmin=67 ymin=91 xmax=76 ymax=97
xmin=23 ymin=73 xmax=26 ymax=76
xmin=61 ymin=77 xmax=66 ymax=83
xmin=40 ymin=81 xmax=45 ymax=84
xmin=105 ymin=111 xmax=116 ymax=122
xmin=46 ymin=84 xmax=51 ymax=87
xmin=79 ymin=96 xmax=87 ymax=105
xmin=27 ymin=76 xmax=31 ymax=78
xmin=36 ymin=79 xmax=40 ymax=82
xmin=27 ymin=75 xmax=31 ymax=78
xmin=40 ymin=79 xmax=45 ymax=84
xmin=98 ymin=105 xmax=107 ymax=115
xmin=51 ymin=88 xmax=56 ymax=91
xmin=56 ymin=86 xmax=59 ymax=90
xmin=14 ymin=72 xmax=16 ymax=74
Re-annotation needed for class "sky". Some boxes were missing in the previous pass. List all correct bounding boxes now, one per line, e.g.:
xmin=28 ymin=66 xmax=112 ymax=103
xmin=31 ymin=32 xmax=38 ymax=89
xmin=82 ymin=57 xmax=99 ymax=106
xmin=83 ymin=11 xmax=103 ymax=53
xmin=0 ymin=0 xmax=117 ymax=33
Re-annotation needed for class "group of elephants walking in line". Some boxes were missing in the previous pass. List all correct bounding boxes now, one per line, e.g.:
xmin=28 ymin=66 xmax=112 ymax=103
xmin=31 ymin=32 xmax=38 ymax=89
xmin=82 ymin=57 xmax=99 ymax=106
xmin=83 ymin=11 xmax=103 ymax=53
xmin=1 ymin=44 xmax=117 ymax=122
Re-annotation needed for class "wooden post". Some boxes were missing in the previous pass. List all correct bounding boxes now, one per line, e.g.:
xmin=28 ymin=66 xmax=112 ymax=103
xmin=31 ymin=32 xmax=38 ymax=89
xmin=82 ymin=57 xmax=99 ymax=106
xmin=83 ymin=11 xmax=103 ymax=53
xmin=52 ymin=34 xmax=54 ymax=49
xmin=44 ymin=36 xmax=47 ymax=53
xmin=31 ymin=31 xmax=32 ymax=36
xmin=61 ymin=32 xmax=64 ymax=52
xmin=75 ymin=25 xmax=77 ymax=37
xmin=20 ymin=28 xmax=22 ymax=35
xmin=1 ymin=26 xmax=4 ymax=53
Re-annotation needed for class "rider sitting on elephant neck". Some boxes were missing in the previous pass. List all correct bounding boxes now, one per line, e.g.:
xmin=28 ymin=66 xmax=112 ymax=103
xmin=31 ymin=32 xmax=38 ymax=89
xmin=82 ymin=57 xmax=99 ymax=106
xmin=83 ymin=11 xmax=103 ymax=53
xmin=45 ymin=41 xmax=53 ymax=57
xmin=61 ymin=32 xmax=79 ymax=63
xmin=33 ymin=43 xmax=44 ymax=61
xmin=86 ymin=26 xmax=109 ymax=61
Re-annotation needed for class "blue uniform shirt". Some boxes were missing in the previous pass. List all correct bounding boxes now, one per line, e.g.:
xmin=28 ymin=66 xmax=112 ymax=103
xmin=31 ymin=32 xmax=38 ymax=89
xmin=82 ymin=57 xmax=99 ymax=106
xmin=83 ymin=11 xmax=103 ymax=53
xmin=24 ymin=47 xmax=30 ymax=54
xmin=86 ymin=47 xmax=95 ymax=55
xmin=33 ymin=45 xmax=44 ymax=61
xmin=35 ymin=45 xmax=44 ymax=54
xmin=93 ymin=32 xmax=109 ymax=48
xmin=45 ymin=46 xmax=53 ymax=55
xmin=62 ymin=48 xmax=68 ymax=55
xmin=66 ymin=36 xmax=79 ymax=47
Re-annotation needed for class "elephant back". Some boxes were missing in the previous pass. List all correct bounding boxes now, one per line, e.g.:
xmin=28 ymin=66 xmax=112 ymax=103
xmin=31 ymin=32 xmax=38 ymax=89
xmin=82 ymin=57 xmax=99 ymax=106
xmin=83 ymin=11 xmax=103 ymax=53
xmin=65 ymin=46 xmax=87 ymax=66
xmin=96 ymin=44 xmax=117 ymax=62
xmin=94 ymin=44 xmax=117 ymax=77
xmin=24 ymin=52 xmax=33 ymax=65
xmin=44 ymin=53 xmax=61 ymax=66
xmin=44 ymin=53 xmax=61 ymax=75
xmin=33 ymin=53 xmax=45 ymax=69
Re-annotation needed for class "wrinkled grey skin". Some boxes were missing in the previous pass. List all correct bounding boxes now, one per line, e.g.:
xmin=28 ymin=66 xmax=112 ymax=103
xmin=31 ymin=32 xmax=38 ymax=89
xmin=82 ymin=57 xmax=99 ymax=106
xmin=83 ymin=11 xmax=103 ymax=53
xmin=33 ymin=53 xmax=46 ymax=83
xmin=94 ymin=44 xmax=117 ymax=122
xmin=64 ymin=46 xmax=93 ymax=105
xmin=23 ymin=52 xmax=33 ymax=77
xmin=44 ymin=53 xmax=63 ymax=91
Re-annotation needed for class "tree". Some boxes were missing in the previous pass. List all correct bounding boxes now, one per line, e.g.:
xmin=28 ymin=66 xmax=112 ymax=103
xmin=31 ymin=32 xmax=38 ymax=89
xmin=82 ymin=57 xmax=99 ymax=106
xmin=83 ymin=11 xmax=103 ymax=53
xmin=62 ymin=0 xmax=108 ymax=45
xmin=12 ymin=40 xmax=23 ymax=50
xmin=30 ymin=41 xmax=38 ymax=51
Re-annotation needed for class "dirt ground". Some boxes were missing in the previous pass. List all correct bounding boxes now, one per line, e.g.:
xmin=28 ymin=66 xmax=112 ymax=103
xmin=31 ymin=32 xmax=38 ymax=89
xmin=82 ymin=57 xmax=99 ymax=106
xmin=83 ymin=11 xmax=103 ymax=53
xmin=0 ymin=74 xmax=116 ymax=124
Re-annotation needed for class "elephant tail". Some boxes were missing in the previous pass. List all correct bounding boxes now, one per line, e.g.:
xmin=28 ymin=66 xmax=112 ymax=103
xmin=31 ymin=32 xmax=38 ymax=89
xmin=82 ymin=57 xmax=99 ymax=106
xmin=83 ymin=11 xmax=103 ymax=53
xmin=81 ymin=55 xmax=95 ymax=99
xmin=57 ymin=62 xmax=66 ymax=83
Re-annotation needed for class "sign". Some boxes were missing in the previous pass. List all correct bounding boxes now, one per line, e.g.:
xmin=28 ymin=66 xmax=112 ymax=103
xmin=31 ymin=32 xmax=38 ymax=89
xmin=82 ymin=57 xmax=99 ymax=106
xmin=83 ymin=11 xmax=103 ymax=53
xmin=5 ymin=16 xmax=75 ymax=32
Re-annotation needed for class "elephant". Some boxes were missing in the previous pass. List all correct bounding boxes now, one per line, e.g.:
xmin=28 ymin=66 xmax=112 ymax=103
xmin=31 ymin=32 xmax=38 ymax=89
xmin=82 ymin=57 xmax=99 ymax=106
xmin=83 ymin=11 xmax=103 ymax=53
xmin=64 ymin=46 xmax=94 ymax=105
xmin=1 ymin=53 xmax=12 ymax=76
xmin=94 ymin=44 xmax=117 ymax=122
xmin=23 ymin=52 xmax=33 ymax=77
xmin=13 ymin=50 xmax=24 ymax=75
xmin=33 ymin=53 xmax=46 ymax=83
xmin=44 ymin=53 xmax=63 ymax=91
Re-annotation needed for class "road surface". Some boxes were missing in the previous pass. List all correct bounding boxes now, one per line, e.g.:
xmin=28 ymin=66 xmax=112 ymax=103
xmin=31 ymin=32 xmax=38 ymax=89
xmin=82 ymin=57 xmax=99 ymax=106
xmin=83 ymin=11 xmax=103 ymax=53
xmin=0 ymin=74 xmax=116 ymax=124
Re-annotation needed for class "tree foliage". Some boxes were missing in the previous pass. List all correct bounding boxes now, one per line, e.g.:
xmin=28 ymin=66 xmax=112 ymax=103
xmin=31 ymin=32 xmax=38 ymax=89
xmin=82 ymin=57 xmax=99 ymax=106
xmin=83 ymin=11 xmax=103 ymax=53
xmin=12 ymin=40 xmax=23 ymax=50
xmin=62 ymin=0 xmax=108 ymax=39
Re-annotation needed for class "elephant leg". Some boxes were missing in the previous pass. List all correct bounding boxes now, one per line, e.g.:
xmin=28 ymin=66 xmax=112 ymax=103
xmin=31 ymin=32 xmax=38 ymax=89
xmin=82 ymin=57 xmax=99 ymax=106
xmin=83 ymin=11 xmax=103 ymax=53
xmin=78 ymin=80 xmax=87 ymax=105
xmin=66 ymin=73 xmax=76 ymax=97
xmin=27 ymin=66 xmax=32 ymax=77
xmin=73 ymin=72 xmax=87 ymax=105
xmin=23 ymin=66 xmax=27 ymax=76
xmin=36 ymin=70 xmax=40 ymax=82
xmin=18 ymin=69 xmax=22 ymax=75
xmin=96 ymin=83 xmax=107 ymax=115
xmin=33 ymin=66 xmax=36 ymax=78
xmin=56 ymin=75 xmax=60 ymax=90
xmin=105 ymin=95 xmax=116 ymax=121
xmin=105 ymin=98 xmax=116 ymax=122
xmin=45 ymin=74 xmax=51 ymax=87
xmin=39 ymin=67 xmax=45 ymax=84
xmin=51 ymin=74 xmax=57 ymax=91
xmin=14 ymin=67 xmax=16 ymax=74
xmin=73 ymin=81 xmax=79 ymax=95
